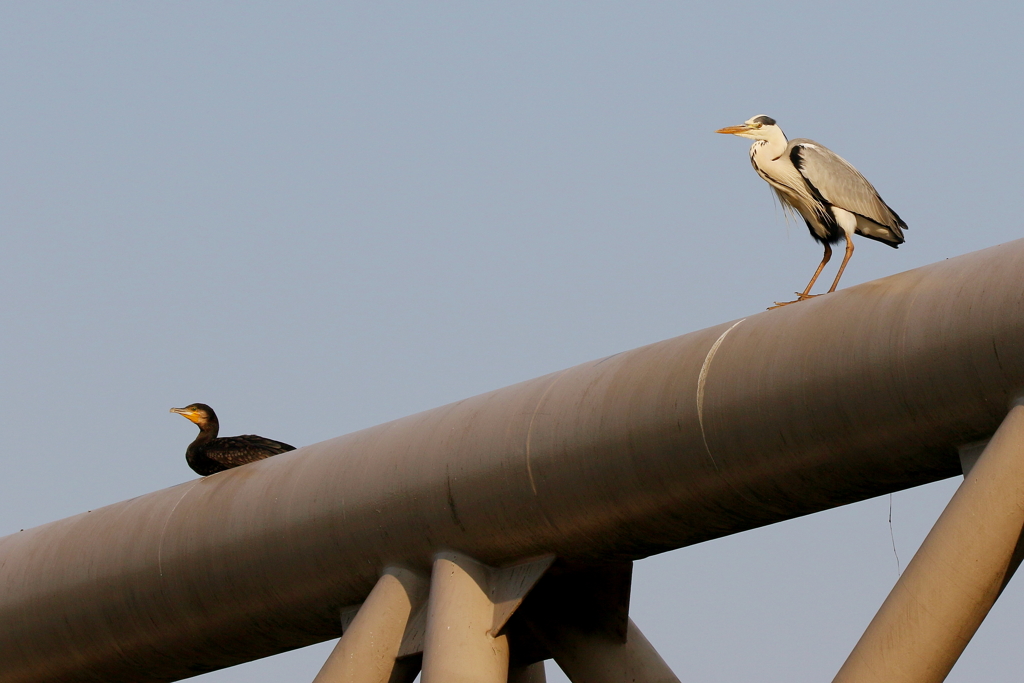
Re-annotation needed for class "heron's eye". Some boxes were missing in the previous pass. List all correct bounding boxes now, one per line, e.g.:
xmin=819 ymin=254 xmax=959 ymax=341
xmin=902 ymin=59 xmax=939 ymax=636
xmin=755 ymin=123 xmax=763 ymax=129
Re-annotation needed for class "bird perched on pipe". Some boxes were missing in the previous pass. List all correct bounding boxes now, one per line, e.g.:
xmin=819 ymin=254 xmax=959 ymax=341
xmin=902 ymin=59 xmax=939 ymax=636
xmin=170 ymin=403 xmax=296 ymax=476
xmin=717 ymin=115 xmax=907 ymax=308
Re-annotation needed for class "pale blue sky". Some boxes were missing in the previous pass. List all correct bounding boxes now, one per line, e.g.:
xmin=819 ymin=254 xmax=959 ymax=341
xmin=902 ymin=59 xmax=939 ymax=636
xmin=1 ymin=2 xmax=1022 ymax=681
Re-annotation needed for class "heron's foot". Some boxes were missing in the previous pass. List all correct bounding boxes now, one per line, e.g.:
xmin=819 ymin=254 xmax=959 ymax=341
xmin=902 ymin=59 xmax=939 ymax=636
xmin=769 ymin=293 xmax=823 ymax=309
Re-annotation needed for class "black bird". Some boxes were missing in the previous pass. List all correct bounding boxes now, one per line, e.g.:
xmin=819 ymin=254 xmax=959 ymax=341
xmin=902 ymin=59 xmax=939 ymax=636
xmin=170 ymin=403 xmax=295 ymax=476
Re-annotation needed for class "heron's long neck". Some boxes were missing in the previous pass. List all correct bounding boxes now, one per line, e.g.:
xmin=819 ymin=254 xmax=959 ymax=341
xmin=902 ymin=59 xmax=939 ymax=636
xmin=751 ymin=128 xmax=788 ymax=160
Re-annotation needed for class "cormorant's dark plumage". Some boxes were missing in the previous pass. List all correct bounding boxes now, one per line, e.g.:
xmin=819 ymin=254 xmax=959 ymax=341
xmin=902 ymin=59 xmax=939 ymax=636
xmin=170 ymin=403 xmax=295 ymax=476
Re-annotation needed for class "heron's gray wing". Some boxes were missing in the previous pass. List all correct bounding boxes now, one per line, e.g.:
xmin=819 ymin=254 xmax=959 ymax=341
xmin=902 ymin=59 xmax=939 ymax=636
xmin=789 ymin=139 xmax=907 ymax=238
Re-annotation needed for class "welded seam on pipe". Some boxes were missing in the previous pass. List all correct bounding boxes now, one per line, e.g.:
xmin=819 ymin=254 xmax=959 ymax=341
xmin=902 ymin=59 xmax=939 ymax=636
xmin=697 ymin=319 xmax=746 ymax=469
xmin=525 ymin=370 xmax=570 ymax=495
xmin=157 ymin=480 xmax=201 ymax=577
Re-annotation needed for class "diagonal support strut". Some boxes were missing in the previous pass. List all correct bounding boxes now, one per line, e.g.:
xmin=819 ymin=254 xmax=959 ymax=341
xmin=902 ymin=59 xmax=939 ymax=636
xmin=833 ymin=400 xmax=1024 ymax=683
xmin=313 ymin=567 xmax=428 ymax=683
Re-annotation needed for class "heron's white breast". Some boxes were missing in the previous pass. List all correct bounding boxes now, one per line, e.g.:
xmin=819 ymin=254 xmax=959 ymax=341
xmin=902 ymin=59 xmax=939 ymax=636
xmin=749 ymin=143 xmax=830 ymax=239
xmin=750 ymin=147 xmax=803 ymax=197
xmin=750 ymin=147 xmax=813 ymax=206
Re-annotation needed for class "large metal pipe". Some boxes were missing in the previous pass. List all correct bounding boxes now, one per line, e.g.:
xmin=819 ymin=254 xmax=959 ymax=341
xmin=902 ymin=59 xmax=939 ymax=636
xmin=3 ymin=240 xmax=1024 ymax=682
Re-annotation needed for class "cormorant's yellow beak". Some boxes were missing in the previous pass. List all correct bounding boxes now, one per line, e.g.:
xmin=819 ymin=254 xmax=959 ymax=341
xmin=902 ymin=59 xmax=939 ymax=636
xmin=170 ymin=407 xmax=200 ymax=423
xmin=716 ymin=124 xmax=751 ymax=135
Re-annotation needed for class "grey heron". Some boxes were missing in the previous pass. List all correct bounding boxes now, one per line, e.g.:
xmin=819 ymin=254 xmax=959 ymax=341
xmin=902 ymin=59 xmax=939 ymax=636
xmin=717 ymin=115 xmax=907 ymax=308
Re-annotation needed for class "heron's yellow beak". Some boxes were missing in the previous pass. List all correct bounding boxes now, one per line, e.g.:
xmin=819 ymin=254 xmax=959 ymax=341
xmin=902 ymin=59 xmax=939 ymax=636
xmin=170 ymin=407 xmax=200 ymax=423
xmin=715 ymin=125 xmax=750 ymax=135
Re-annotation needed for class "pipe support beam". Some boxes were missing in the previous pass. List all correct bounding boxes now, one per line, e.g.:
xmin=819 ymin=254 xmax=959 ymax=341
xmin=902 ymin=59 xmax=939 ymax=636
xmin=833 ymin=402 xmax=1024 ymax=683
xmin=540 ymin=618 xmax=679 ymax=683
xmin=312 ymin=567 xmax=427 ymax=683
xmin=421 ymin=552 xmax=510 ymax=683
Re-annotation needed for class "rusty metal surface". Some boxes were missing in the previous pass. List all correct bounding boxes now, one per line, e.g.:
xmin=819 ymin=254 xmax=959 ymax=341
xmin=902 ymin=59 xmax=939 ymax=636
xmin=3 ymin=240 xmax=1024 ymax=682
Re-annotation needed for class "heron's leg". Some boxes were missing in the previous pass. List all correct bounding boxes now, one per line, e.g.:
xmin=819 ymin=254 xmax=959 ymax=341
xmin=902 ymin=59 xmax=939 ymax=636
xmin=826 ymin=235 xmax=855 ymax=293
xmin=796 ymin=243 xmax=833 ymax=299
xmin=769 ymin=244 xmax=833 ymax=309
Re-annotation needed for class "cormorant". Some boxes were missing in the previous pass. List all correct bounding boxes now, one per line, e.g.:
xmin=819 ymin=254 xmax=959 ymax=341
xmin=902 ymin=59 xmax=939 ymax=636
xmin=170 ymin=403 xmax=296 ymax=476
